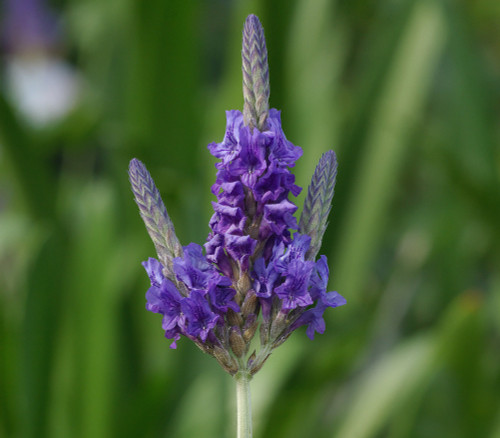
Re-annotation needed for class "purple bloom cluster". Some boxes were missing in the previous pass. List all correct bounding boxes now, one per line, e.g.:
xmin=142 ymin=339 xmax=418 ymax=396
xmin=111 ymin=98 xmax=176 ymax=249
xmin=131 ymin=14 xmax=345 ymax=376
xmin=254 ymin=234 xmax=345 ymax=341
xmin=143 ymin=244 xmax=238 ymax=349
xmin=206 ymin=109 xmax=301 ymax=275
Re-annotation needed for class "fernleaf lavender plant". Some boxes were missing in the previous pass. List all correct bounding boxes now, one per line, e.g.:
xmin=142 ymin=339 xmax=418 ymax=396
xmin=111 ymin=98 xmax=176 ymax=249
xmin=129 ymin=14 xmax=345 ymax=438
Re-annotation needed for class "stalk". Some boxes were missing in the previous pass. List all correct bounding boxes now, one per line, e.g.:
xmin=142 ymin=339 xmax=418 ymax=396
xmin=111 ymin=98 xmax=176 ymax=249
xmin=235 ymin=371 xmax=252 ymax=438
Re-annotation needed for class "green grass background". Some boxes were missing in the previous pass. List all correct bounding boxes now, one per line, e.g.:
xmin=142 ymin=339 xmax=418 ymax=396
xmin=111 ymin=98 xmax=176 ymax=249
xmin=1 ymin=0 xmax=500 ymax=437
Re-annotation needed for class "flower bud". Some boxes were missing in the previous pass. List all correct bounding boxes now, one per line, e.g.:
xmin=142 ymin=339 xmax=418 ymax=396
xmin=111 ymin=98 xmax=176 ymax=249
xmin=230 ymin=327 xmax=247 ymax=358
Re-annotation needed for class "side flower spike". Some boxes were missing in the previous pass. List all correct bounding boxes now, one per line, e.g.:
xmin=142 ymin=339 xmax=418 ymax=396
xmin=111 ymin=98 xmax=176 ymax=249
xmin=299 ymin=150 xmax=338 ymax=261
xmin=129 ymin=158 xmax=183 ymax=280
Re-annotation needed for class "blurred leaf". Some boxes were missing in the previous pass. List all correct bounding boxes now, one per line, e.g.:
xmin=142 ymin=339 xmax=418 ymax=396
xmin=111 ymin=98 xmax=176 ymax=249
xmin=491 ymin=413 xmax=500 ymax=438
xmin=61 ymin=182 xmax=119 ymax=438
xmin=286 ymin=0 xmax=348 ymax=192
xmin=336 ymin=335 xmax=435 ymax=438
xmin=333 ymin=0 xmax=446 ymax=303
xmin=21 ymin=229 xmax=68 ymax=438
xmin=173 ymin=371 xmax=229 ymax=438
xmin=335 ymin=291 xmax=483 ymax=438
xmin=0 ymin=93 xmax=55 ymax=219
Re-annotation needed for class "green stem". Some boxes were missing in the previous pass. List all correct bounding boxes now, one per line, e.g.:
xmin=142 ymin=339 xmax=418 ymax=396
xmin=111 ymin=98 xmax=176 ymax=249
xmin=235 ymin=371 xmax=252 ymax=438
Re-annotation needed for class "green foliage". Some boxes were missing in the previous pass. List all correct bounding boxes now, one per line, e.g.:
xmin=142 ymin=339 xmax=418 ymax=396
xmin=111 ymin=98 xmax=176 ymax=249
xmin=1 ymin=0 xmax=499 ymax=437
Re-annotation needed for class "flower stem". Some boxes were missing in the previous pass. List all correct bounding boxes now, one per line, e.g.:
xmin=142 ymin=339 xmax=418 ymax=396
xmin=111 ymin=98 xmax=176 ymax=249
xmin=235 ymin=371 xmax=252 ymax=438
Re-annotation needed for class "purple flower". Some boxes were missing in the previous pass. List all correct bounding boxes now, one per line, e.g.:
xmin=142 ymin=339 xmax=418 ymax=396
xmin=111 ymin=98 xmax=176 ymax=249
xmin=262 ymin=200 xmax=298 ymax=238
xmin=215 ymin=181 xmax=246 ymax=209
xmin=210 ymin=202 xmax=247 ymax=235
xmin=254 ymin=164 xmax=301 ymax=203
xmin=146 ymin=280 xmax=184 ymax=332
xmin=274 ymin=259 xmax=314 ymax=310
xmin=208 ymin=110 xmax=244 ymax=163
xmin=204 ymin=234 xmax=233 ymax=278
xmin=182 ymin=291 xmax=220 ymax=342
xmin=143 ymin=259 xmax=186 ymax=348
xmin=142 ymin=257 xmax=165 ymax=288
xmin=225 ymin=234 xmax=257 ymax=270
xmin=267 ymin=109 xmax=303 ymax=167
xmin=173 ymin=243 xmax=215 ymax=294
xmin=298 ymin=290 xmax=346 ymax=340
xmin=309 ymin=255 xmax=330 ymax=300
xmin=226 ymin=127 xmax=268 ymax=188
xmin=289 ymin=256 xmax=346 ymax=339
xmin=253 ymin=257 xmax=279 ymax=298
xmin=208 ymin=282 xmax=240 ymax=313
xmin=274 ymin=234 xmax=311 ymax=272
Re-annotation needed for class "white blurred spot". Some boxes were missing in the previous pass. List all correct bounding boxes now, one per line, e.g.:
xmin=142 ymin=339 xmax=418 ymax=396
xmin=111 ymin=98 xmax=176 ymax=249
xmin=5 ymin=54 xmax=80 ymax=127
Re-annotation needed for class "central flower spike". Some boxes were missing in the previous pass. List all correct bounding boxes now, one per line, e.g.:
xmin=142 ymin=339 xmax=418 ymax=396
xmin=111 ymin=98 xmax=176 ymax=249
xmin=129 ymin=14 xmax=346 ymax=377
xmin=206 ymin=108 xmax=302 ymax=283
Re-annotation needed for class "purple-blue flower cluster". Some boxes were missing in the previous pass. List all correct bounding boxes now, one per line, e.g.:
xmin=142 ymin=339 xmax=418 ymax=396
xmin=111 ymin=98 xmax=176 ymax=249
xmin=130 ymin=14 xmax=345 ymax=376
xmin=143 ymin=243 xmax=241 ymax=349
xmin=206 ymin=109 xmax=301 ymax=275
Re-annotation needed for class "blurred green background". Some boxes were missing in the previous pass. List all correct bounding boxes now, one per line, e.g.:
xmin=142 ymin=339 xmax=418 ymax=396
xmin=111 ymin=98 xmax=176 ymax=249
xmin=1 ymin=0 xmax=499 ymax=437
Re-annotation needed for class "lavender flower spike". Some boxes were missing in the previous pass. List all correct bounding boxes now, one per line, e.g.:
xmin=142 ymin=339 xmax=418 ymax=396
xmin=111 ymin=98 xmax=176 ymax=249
xmin=242 ymin=14 xmax=270 ymax=131
xmin=129 ymin=158 xmax=183 ymax=280
xmin=132 ymin=14 xmax=345 ymax=377
xmin=299 ymin=151 xmax=338 ymax=260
